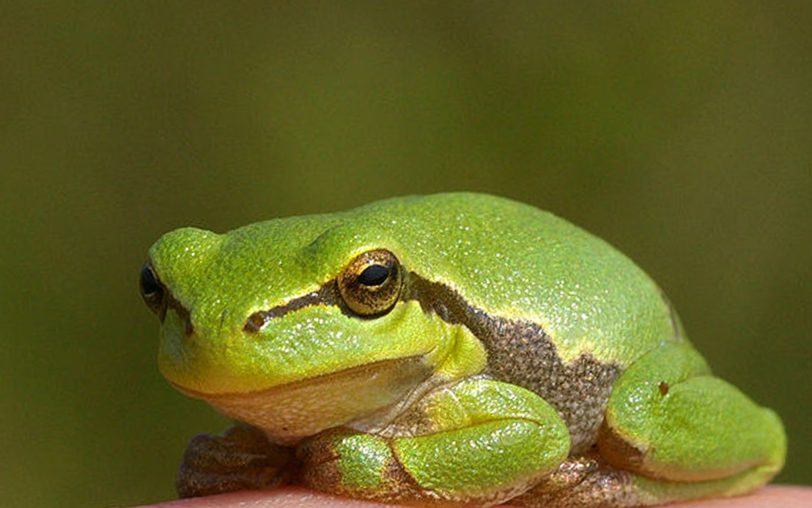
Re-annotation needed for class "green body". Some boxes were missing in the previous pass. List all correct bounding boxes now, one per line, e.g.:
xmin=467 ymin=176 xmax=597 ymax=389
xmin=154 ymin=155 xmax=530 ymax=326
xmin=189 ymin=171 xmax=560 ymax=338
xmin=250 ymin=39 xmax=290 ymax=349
xmin=143 ymin=193 xmax=785 ymax=506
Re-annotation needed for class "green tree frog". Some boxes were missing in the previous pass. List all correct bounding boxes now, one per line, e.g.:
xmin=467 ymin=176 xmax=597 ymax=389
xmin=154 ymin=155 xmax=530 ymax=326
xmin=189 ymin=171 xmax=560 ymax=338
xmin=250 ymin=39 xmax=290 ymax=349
xmin=140 ymin=193 xmax=785 ymax=507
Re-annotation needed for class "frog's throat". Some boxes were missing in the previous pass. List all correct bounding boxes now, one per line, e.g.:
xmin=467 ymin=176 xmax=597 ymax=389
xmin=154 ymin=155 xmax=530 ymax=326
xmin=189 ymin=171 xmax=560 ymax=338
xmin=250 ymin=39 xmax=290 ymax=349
xmin=242 ymin=271 xmax=627 ymax=452
xmin=172 ymin=355 xmax=433 ymax=445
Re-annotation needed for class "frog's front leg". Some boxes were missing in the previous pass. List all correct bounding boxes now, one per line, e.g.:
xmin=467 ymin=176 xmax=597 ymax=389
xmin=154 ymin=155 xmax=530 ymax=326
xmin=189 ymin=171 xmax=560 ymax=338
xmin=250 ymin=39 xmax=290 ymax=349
xmin=298 ymin=378 xmax=570 ymax=506
xmin=176 ymin=424 xmax=293 ymax=498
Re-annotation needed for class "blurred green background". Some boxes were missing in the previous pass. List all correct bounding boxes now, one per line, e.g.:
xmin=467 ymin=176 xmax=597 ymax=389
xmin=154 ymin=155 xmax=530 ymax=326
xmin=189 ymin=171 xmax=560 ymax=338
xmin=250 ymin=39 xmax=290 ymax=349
xmin=2 ymin=2 xmax=810 ymax=507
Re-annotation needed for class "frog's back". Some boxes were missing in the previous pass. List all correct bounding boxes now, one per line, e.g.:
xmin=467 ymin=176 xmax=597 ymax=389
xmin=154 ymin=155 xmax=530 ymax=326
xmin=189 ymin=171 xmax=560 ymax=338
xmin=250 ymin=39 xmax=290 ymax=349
xmin=347 ymin=193 xmax=681 ymax=450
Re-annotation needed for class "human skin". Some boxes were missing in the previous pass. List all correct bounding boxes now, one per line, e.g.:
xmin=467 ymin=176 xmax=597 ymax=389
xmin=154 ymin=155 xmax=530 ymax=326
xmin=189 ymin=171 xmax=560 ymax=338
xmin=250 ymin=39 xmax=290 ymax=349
xmin=138 ymin=486 xmax=812 ymax=508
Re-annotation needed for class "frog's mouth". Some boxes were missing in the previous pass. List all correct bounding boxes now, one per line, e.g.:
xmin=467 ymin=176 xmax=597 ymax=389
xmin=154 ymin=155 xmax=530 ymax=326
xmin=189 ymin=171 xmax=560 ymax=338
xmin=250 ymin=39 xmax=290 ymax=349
xmin=171 ymin=355 xmax=432 ymax=445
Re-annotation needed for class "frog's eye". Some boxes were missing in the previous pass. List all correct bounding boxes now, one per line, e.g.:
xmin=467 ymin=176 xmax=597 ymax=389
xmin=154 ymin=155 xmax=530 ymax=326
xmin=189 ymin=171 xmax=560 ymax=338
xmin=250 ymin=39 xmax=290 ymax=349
xmin=338 ymin=249 xmax=403 ymax=316
xmin=140 ymin=262 xmax=165 ymax=314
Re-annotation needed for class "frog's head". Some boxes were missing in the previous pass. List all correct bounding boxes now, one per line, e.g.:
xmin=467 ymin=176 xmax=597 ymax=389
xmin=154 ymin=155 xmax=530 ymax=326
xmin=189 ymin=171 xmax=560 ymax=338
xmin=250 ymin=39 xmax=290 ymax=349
xmin=141 ymin=209 xmax=484 ymax=444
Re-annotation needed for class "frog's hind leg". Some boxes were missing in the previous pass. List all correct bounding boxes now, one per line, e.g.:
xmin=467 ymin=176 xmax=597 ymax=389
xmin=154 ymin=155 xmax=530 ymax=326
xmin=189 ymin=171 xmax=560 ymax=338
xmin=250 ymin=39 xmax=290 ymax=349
xmin=541 ymin=341 xmax=784 ymax=507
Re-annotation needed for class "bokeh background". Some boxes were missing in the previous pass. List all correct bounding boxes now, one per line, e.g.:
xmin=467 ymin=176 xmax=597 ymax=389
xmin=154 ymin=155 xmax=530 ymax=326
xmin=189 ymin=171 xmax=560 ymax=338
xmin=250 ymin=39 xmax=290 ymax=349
xmin=2 ymin=2 xmax=810 ymax=507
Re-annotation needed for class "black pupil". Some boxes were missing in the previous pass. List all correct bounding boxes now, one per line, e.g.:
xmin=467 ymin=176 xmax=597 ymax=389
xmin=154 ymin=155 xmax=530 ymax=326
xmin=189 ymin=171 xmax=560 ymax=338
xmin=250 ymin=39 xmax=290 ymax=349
xmin=140 ymin=264 xmax=162 ymax=296
xmin=358 ymin=264 xmax=390 ymax=286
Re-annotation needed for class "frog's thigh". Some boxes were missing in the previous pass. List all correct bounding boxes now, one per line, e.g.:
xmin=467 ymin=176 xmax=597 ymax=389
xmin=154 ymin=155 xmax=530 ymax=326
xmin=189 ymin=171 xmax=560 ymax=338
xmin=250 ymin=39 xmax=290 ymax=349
xmin=597 ymin=341 xmax=785 ymax=501
xmin=299 ymin=378 xmax=570 ymax=505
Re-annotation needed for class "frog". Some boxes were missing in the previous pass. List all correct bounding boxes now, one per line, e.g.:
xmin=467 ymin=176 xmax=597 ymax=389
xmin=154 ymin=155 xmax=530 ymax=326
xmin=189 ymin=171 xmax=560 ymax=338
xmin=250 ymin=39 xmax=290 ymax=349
xmin=140 ymin=192 xmax=786 ymax=507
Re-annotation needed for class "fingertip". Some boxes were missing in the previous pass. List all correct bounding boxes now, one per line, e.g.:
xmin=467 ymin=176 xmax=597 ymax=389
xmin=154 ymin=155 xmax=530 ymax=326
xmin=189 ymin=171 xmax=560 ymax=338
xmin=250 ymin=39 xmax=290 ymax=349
xmin=664 ymin=486 xmax=812 ymax=508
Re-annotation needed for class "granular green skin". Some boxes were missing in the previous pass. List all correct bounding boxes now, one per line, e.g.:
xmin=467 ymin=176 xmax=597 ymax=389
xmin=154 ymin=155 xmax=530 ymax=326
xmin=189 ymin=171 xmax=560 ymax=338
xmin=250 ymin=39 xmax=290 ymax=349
xmin=335 ymin=434 xmax=390 ymax=490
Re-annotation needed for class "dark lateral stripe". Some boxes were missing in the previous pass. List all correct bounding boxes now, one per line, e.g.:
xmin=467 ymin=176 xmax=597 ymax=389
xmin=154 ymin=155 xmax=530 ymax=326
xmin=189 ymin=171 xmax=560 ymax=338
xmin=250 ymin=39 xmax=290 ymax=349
xmin=402 ymin=273 xmax=479 ymax=325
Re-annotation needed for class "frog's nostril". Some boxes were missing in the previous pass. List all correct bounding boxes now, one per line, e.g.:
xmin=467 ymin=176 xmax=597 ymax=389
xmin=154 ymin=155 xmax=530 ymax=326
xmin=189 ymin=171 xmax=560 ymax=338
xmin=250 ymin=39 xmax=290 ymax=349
xmin=140 ymin=262 xmax=165 ymax=314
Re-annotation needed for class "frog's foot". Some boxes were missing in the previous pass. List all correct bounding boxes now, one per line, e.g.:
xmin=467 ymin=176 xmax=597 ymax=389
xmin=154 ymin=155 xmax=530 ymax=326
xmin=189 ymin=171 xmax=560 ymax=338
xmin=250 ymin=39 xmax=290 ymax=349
xmin=176 ymin=424 xmax=293 ymax=498
xmin=571 ymin=342 xmax=783 ymax=507
xmin=509 ymin=454 xmax=637 ymax=507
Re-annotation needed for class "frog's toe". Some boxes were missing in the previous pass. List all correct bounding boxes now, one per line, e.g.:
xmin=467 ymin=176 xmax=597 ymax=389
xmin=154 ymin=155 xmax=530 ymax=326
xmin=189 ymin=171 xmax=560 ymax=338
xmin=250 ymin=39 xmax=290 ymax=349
xmin=177 ymin=425 xmax=292 ymax=498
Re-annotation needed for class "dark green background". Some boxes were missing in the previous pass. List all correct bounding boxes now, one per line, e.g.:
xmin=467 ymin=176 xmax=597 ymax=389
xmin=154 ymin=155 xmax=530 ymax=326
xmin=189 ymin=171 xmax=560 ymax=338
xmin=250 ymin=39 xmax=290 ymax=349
xmin=2 ymin=3 xmax=810 ymax=507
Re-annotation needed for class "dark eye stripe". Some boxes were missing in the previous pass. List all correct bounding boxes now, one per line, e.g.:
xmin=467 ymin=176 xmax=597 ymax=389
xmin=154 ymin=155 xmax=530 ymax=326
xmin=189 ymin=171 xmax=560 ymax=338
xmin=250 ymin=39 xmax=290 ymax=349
xmin=243 ymin=282 xmax=340 ymax=332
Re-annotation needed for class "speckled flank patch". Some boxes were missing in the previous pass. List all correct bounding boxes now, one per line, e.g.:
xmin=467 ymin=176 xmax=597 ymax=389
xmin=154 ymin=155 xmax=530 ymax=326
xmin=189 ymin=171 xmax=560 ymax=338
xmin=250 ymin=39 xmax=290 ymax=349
xmin=405 ymin=274 xmax=622 ymax=453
